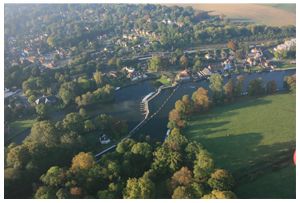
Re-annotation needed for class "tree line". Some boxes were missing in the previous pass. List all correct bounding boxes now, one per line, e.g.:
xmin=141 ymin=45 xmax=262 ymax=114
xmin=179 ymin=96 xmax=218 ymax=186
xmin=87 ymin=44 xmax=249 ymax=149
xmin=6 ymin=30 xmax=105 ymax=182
xmin=168 ymin=73 xmax=296 ymax=130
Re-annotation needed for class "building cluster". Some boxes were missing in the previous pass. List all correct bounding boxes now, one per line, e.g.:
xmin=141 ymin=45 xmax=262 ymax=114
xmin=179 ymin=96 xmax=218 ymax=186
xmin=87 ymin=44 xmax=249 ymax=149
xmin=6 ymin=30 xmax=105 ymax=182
xmin=161 ymin=19 xmax=185 ymax=27
xmin=274 ymin=38 xmax=296 ymax=52
xmin=6 ymin=34 xmax=71 ymax=71
xmin=122 ymin=66 xmax=148 ymax=81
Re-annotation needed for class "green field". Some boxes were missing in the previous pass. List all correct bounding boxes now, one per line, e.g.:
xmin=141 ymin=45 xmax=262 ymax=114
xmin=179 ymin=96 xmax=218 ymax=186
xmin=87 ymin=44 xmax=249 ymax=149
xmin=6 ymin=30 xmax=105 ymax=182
xmin=157 ymin=75 xmax=172 ymax=86
xmin=235 ymin=163 xmax=296 ymax=199
xmin=184 ymin=93 xmax=296 ymax=198
xmin=8 ymin=118 xmax=36 ymax=138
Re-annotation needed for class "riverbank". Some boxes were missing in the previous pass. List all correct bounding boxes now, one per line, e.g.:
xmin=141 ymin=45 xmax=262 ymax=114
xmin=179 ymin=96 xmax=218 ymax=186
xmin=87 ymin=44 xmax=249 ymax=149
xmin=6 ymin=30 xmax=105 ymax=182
xmin=7 ymin=68 xmax=296 ymax=148
xmin=134 ymin=68 xmax=296 ymax=140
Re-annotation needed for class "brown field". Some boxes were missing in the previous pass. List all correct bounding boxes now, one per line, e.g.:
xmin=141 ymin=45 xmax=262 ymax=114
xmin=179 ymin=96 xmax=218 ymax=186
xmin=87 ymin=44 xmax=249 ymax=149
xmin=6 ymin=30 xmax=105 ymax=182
xmin=169 ymin=4 xmax=295 ymax=26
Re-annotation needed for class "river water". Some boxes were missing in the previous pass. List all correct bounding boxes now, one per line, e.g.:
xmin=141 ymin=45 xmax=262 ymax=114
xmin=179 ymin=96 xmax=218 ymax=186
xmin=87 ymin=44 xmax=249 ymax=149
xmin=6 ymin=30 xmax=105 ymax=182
xmin=11 ymin=69 xmax=295 ymax=144
xmin=132 ymin=69 xmax=296 ymax=141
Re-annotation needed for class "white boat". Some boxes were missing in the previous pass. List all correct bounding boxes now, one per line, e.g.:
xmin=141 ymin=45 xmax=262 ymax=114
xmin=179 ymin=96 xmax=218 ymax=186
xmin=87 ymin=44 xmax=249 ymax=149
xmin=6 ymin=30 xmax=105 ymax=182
xmin=164 ymin=129 xmax=171 ymax=140
xmin=166 ymin=129 xmax=171 ymax=136
xmin=115 ymin=87 xmax=121 ymax=90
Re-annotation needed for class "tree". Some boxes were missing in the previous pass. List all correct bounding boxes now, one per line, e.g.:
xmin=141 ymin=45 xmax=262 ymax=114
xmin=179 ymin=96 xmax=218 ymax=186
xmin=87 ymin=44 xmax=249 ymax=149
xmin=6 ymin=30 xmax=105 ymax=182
xmin=284 ymin=74 xmax=296 ymax=93
xmin=123 ymin=176 xmax=155 ymax=198
xmin=223 ymin=79 xmax=234 ymax=102
xmin=164 ymin=128 xmax=188 ymax=151
xmin=152 ymin=146 xmax=182 ymax=174
xmin=191 ymin=87 xmax=210 ymax=111
xmin=28 ymin=95 xmax=37 ymax=105
xmin=60 ymin=131 xmax=84 ymax=147
xmin=170 ymin=167 xmax=193 ymax=190
xmin=202 ymin=190 xmax=236 ymax=199
xmin=71 ymin=152 xmax=95 ymax=171
xmin=148 ymin=55 xmax=163 ymax=72
xmin=79 ymin=108 xmax=87 ymax=118
xmin=175 ymin=100 xmax=186 ymax=116
xmin=179 ymin=55 xmax=188 ymax=68
xmin=172 ymin=186 xmax=192 ymax=199
xmin=106 ymin=161 xmax=121 ymax=180
xmin=168 ymin=109 xmax=186 ymax=129
xmin=69 ymin=187 xmax=83 ymax=198
xmin=209 ymin=73 xmax=223 ymax=103
xmin=35 ymin=104 xmax=48 ymax=117
xmin=107 ymin=57 xmax=121 ymax=68
xmin=116 ymin=138 xmax=136 ymax=154
xmin=24 ymin=121 xmax=59 ymax=148
xmin=234 ymin=75 xmax=245 ymax=97
xmin=193 ymin=59 xmax=202 ymax=71
xmin=34 ymin=186 xmax=56 ymax=199
xmin=189 ymin=182 xmax=205 ymax=198
xmin=63 ymin=113 xmax=84 ymax=133
xmin=47 ymin=36 xmax=56 ymax=47
xmin=184 ymin=142 xmax=204 ymax=164
xmin=84 ymin=120 xmax=95 ymax=132
xmin=193 ymin=150 xmax=214 ymax=182
xmin=208 ymin=169 xmax=235 ymax=191
xmin=274 ymin=51 xmax=280 ymax=60
xmin=131 ymin=142 xmax=153 ymax=159
xmin=6 ymin=145 xmax=30 ymax=169
xmin=56 ymin=188 xmax=70 ymax=199
xmin=181 ymin=95 xmax=193 ymax=114
xmin=266 ymin=80 xmax=277 ymax=94
xmin=59 ymin=82 xmax=77 ymax=106
xmin=97 ymin=190 xmax=115 ymax=199
xmin=170 ymin=53 xmax=177 ymax=65
xmin=227 ymin=40 xmax=238 ymax=52
xmin=40 ymin=166 xmax=66 ymax=187
xmin=248 ymin=78 xmax=265 ymax=96
xmin=93 ymin=70 xmax=103 ymax=86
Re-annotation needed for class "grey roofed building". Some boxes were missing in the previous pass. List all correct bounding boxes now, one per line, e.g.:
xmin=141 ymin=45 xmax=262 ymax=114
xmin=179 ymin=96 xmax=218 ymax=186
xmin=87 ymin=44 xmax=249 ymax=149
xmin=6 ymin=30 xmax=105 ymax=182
xmin=35 ymin=95 xmax=57 ymax=105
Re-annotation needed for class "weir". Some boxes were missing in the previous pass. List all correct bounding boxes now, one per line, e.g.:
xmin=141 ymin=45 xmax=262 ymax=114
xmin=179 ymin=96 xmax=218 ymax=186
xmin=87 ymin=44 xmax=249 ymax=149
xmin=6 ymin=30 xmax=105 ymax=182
xmin=95 ymin=83 xmax=179 ymax=158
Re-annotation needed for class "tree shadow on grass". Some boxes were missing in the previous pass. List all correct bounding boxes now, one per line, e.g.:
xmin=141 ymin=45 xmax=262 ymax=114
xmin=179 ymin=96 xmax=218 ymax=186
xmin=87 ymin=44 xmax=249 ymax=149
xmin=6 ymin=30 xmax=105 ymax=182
xmin=186 ymin=120 xmax=230 ymax=138
xmin=195 ymin=132 xmax=295 ymax=173
xmin=213 ymin=97 xmax=273 ymax=116
xmin=189 ymin=97 xmax=273 ymax=123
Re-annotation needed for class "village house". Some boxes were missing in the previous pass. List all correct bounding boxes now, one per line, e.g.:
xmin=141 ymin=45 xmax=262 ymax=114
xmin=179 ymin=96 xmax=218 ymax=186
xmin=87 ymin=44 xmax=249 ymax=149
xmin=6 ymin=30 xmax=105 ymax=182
xmin=223 ymin=62 xmax=233 ymax=72
xmin=107 ymin=71 xmax=118 ymax=78
xmin=176 ymin=69 xmax=191 ymax=81
xmin=246 ymin=47 xmax=264 ymax=67
xmin=197 ymin=67 xmax=212 ymax=78
xmin=205 ymin=53 xmax=212 ymax=60
xmin=35 ymin=95 xmax=58 ymax=105
xmin=274 ymin=38 xmax=296 ymax=52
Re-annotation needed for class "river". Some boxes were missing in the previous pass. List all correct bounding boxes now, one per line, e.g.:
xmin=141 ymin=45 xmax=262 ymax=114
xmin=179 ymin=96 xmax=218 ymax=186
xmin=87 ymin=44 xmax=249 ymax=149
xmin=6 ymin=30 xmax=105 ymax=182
xmin=132 ymin=69 xmax=296 ymax=141
xmin=10 ymin=69 xmax=295 ymax=145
